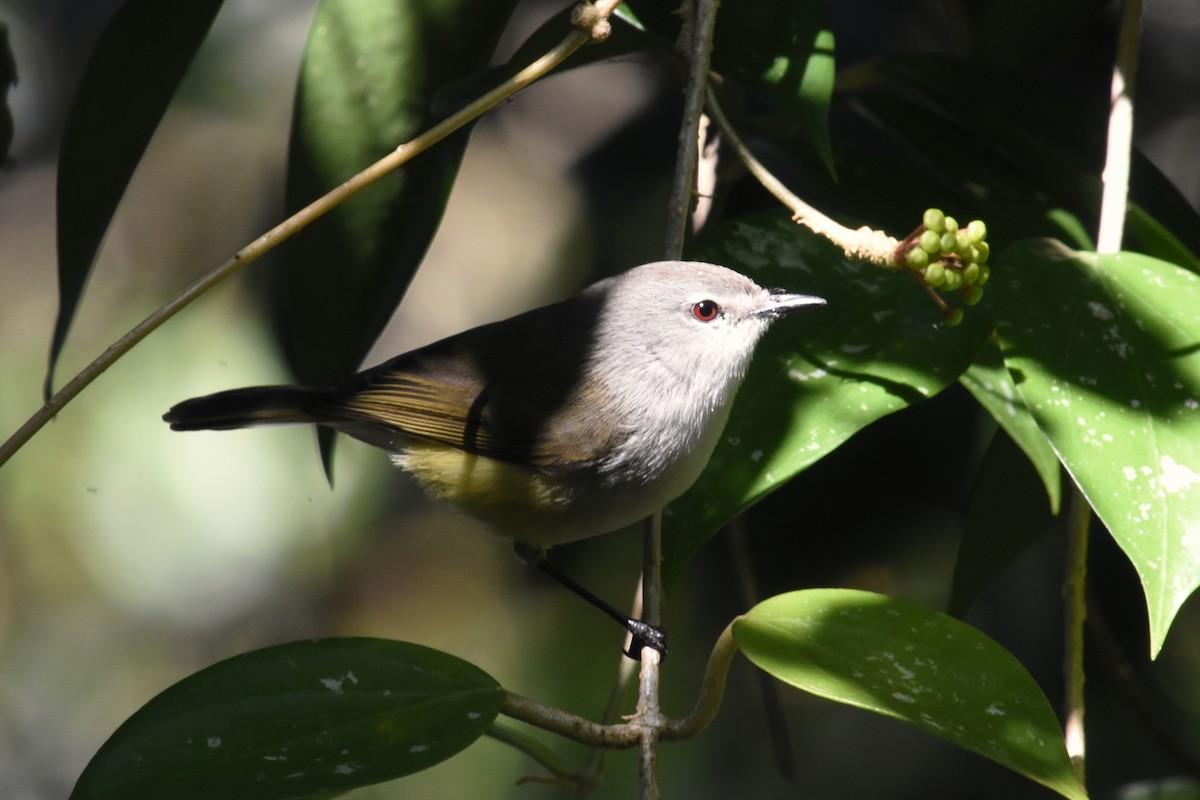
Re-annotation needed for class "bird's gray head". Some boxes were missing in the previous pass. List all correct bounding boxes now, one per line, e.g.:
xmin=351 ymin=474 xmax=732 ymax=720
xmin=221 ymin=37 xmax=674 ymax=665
xmin=587 ymin=260 xmax=825 ymax=412
xmin=595 ymin=260 xmax=822 ymax=364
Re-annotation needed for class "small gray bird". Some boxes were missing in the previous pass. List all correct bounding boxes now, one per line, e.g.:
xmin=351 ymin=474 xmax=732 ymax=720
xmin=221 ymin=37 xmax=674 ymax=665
xmin=164 ymin=260 xmax=824 ymax=653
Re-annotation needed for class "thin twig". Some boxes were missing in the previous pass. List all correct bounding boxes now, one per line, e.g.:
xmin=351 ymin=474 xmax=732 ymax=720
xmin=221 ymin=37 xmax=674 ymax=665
xmin=1065 ymin=0 xmax=1137 ymax=782
xmin=1063 ymin=489 xmax=1091 ymax=784
xmin=1096 ymin=0 xmax=1142 ymax=256
xmin=0 ymin=0 xmax=622 ymax=471
xmin=635 ymin=0 xmax=723 ymax=795
xmin=635 ymin=513 xmax=666 ymax=800
xmin=502 ymin=692 xmax=639 ymax=749
xmin=662 ymin=0 xmax=721 ymax=259
xmin=1063 ymin=0 xmax=1142 ymax=784
xmin=704 ymin=87 xmax=899 ymax=267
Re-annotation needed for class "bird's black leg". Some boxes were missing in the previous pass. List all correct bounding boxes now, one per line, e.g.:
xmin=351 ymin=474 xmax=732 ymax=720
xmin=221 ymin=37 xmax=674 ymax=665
xmin=512 ymin=542 xmax=667 ymax=659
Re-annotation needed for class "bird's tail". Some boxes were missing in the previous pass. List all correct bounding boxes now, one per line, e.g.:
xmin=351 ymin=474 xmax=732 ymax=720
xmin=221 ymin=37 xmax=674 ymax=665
xmin=163 ymin=385 xmax=329 ymax=431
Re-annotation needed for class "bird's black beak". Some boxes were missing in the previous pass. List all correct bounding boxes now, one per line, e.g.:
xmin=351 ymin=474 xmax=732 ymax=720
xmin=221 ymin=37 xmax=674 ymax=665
xmin=756 ymin=290 xmax=826 ymax=318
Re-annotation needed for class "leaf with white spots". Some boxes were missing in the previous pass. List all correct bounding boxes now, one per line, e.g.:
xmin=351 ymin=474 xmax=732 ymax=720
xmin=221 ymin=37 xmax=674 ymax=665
xmin=994 ymin=239 xmax=1200 ymax=657
xmin=71 ymin=639 xmax=503 ymax=800
xmin=664 ymin=212 xmax=991 ymax=587
xmin=735 ymin=590 xmax=1087 ymax=800
xmin=961 ymin=341 xmax=1062 ymax=513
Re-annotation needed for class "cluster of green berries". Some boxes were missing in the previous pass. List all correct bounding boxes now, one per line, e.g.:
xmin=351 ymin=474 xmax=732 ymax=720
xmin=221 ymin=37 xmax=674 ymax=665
xmin=899 ymin=208 xmax=990 ymax=325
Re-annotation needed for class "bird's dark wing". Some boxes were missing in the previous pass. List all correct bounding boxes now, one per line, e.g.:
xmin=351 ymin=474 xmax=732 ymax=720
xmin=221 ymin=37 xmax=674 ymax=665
xmin=323 ymin=306 xmax=627 ymax=473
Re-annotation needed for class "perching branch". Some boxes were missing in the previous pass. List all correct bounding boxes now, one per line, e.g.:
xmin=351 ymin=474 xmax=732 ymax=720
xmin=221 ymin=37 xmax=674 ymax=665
xmin=633 ymin=1 xmax=723 ymax=795
xmin=499 ymin=621 xmax=739 ymax=746
xmin=634 ymin=512 xmax=667 ymax=799
xmin=0 ymin=0 xmax=623 ymax=471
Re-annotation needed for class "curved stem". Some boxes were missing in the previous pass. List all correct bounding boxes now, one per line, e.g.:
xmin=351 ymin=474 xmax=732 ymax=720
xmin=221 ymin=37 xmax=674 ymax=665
xmin=0 ymin=0 xmax=622 ymax=471
xmin=662 ymin=621 xmax=739 ymax=740
xmin=705 ymin=87 xmax=899 ymax=267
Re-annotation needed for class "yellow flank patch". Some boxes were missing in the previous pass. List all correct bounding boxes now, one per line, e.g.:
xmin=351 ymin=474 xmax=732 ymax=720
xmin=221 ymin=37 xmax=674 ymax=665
xmin=393 ymin=441 xmax=576 ymax=534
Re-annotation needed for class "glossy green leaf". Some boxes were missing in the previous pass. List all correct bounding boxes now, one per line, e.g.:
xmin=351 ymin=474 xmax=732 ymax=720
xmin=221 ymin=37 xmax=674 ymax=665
xmin=71 ymin=638 xmax=503 ymax=800
xmin=50 ymin=0 xmax=226 ymax=396
xmin=663 ymin=212 xmax=990 ymax=588
xmin=961 ymin=340 xmax=1062 ymax=513
xmin=273 ymin=0 xmax=518 ymax=472
xmin=993 ymin=239 xmax=1200 ymax=657
xmin=735 ymin=590 xmax=1087 ymax=800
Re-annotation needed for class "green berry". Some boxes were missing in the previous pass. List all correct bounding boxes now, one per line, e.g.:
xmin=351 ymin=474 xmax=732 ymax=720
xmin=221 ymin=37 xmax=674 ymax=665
xmin=975 ymin=241 xmax=990 ymax=264
xmin=956 ymin=229 xmax=972 ymax=253
xmin=944 ymin=308 xmax=965 ymax=327
xmin=943 ymin=216 xmax=959 ymax=234
xmin=967 ymin=219 xmax=987 ymax=244
xmin=924 ymin=262 xmax=946 ymax=287
xmin=923 ymin=208 xmax=946 ymax=233
xmin=961 ymin=262 xmax=980 ymax=285
xmin=978 ymin=263 xmax=991 ymax=285
xmin=963 ymin=285 xmax=985 ymax=306
xmin=920 ymin=230 xmax=942 ymax=254
xmin=905 ymin=247 xmax=930 ymax=271
xmin=940 ymin=232 xmax=958 ymax=253
xmin=942 ymin=268 xmax=963 ymax=291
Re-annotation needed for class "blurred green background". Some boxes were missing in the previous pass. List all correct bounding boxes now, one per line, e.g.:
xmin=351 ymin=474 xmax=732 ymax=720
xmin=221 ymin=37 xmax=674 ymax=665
xmin=3 ymin=1 xmax=1200 ymax=798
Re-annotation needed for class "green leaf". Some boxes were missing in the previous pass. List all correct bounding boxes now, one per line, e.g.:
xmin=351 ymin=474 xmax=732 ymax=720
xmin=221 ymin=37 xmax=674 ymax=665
xmin=712 ymin=0 xmax=836 ymax=174
xmin=71 ymin=638 xmax=504 ymax=800
xmin=272 ymin=0 xmax=519 ymax=473
xmin=50 ymin=0 xmax=226 ymax=397
xmin=663 ymin=212 xmax=990 ymax=589
xmin=734 ymin=590 xmax=1087 ymax=800
xmin=961 ymin=340 xmax=1062 ymax=513
xmin=993 ymin=239 xmax=1200 ymax=657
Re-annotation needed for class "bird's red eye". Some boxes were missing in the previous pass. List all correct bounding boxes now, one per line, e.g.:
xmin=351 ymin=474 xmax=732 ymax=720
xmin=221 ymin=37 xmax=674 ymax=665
xmin=692 ymin=300 xmax=719 ymax=322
